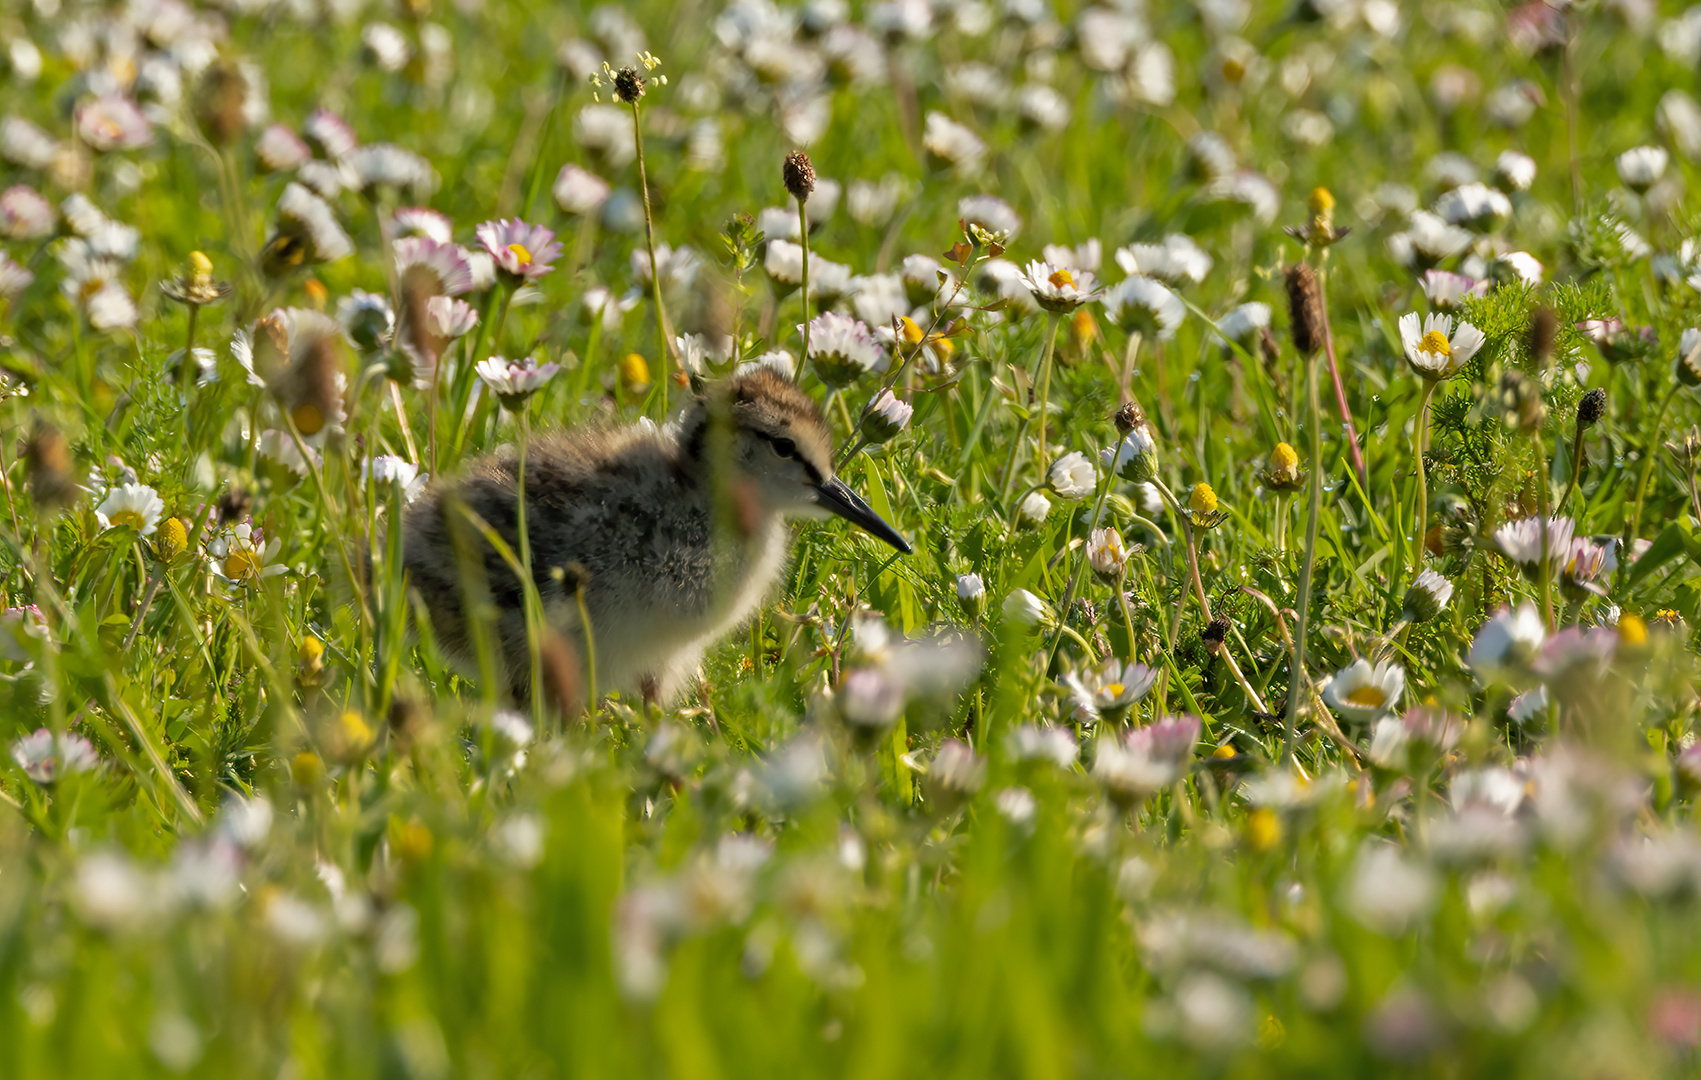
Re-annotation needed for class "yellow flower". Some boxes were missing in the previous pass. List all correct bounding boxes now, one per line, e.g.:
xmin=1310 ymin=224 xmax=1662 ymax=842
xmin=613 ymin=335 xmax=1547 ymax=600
xmin=1190 ymin=482 xmax=1218 ymax=515
xmin=1247 ymin=807 xmax=1282 ymax=851
xmin=898 ymin=316 xmax=926 ymax=346
xmin=1619 ymin=613 xmax=1647 ymax=646
xmin=1308 ymin=186 xmax=1335 ymax=217
xmin=620 ymin=352 xmax=651 ymax=391
xmin=291 ymin=751 xmax=323 ymax=785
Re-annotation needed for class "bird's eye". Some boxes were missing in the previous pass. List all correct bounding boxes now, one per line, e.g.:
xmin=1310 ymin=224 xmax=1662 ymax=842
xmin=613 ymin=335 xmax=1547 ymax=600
xmin=771 ymin=437 xmax=796 ymax=458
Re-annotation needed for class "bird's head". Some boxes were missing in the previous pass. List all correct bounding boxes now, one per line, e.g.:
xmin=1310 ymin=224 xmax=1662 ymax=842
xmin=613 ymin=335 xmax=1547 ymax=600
xmin=681 ymin=368 xmax=911 ymax=554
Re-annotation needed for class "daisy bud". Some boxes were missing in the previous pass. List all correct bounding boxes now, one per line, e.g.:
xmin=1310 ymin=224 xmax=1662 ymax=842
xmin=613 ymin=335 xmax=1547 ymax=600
xmin=1284 ymin=262 xmax=1325 ymax=356
xmin=1114 ymin=401 xmax=1142 ymax=434
xmin=1526 ymin=306 xmax=1558 ymax=370
xmin=1402 ymin=569 xmax=1454 ymax=624
xmin=1018 ymin=489 xmax=1052 ymax=526
xmin=1002 ymin=588 xmax=1054 ymax=630
xmin=1577 ymin=387 xmax=1607 ymax=431
xmin=956 ymin=572 xmax=986 ymax=618
xmin=1086 ymin=527 xmax=1128 ymax=582
xmin=1263 ymin=441 xmax=1304 ymax=492
xmin=1202 ymin=615 xmax=1230 ymax=656
xmin=860 ymin=389 xmax=913 ymax=444
xmin=1102 ymin=426 xmax=1158 ymax=484
xmin=782 ymin=149 xmax=815 ymax=203
xmin=613 ymin=66 xmax=646 ymax=104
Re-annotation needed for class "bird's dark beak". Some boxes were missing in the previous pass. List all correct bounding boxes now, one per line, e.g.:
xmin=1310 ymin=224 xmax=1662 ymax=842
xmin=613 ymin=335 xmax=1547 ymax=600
xmin=815 ymin=478 xmax=912 ymax=554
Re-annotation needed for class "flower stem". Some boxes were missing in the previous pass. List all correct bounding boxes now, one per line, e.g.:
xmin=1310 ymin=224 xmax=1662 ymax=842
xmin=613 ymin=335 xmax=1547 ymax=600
xmin=516 ymin=408 xmax=544 ymax=714
xmin=798 ymin=196 xmax=811 ymax=368
xmin=632 ymin=99 xmax=673 ymax=414
xmin=1534 ymin=428 xmax=1556 ymax=632
xmin=1284 ymin=349 xmax=1325 ymax=764
xmin=1033 ymin=313 xmax=1062 ymax=480
xmin=1409 ymin=380 xmax=1437 ymax=585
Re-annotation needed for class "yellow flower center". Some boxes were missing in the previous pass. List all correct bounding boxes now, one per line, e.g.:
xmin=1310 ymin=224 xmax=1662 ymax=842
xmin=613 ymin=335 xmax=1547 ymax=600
xmin=1270 ymin=442 xmax=1298 ymax=472
xmin=225 ymin=550 xmax=262 ymax=582
xmin=508 ymin=243 xmax=533 ymax=265
xmin=1346 ymin=686 xmax=1386 ymax=708
xmin=189 ymin=251 xmax=213 ymax=277
xmin=1190 ymin=483 xmax=1218 ymax=515
xmin=1308 ymin=187 xmax=1336 ymax=216
xmin=1104 ymin=683 xmax=1126 ymax=698
xmin=292 ymin=402 xmax=325 ymax=436
xmin=109 ymin=509 xmax=147 ymax=530
xmin=1419 ymin=329 xmax=1451 ymax=357
xmin=1048 ymin=269 xmax=1074 ymax=289
xmin=1212 ymin=744 xmax=1237 ymax=759
xmin=156 ymin=517 xmax=188 ymax=562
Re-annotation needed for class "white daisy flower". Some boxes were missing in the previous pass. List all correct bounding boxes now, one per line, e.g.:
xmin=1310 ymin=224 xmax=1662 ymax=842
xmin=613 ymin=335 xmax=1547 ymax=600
xmin=803 ymin=312 xmax=882 ymax=387
xmin=1493 ymin=150 xmax=1537 ymax=192
xmin=345 ymin=143 xmax=437 ymax=197
xmin=957 ymin=193 xmax=1020 ymax=240
xmin=860 ymin=389 xmax=913 ymax=444
xmin=1492 ymin=515 xmax=1575 ymax=581
xmin=1419 ymin=270 xmax=1487 ymax=311
xmin=1434 ymin=181 xmax=1512 ymax=230
xmin=1048 ymin=451 xmax=1097 ymax=500
xmin=1468 ymin=603 xmax=1547 ymax=679
xmin=1086 ymin=526 xmax=1129 ymax=580
xmin=1102 ymin=275 xmax=1184 ymax=339
xmin=1114 ymin=234 xmax=1213 ymax=287
xmin=95 ymin=482 xmax=164 ymax=536
xmin=1018 ymin=489 xmax=1052 ymax=525
xmin=1019 ymin=260 xmax=1100 ymax=313
xmin=1403 ymin=569 xmax=1454 ymax=623
xmin=1040 ymin=240 xmax=1101 ymax=274
xmin=955 ymin=571 xmax=986 ymax=617
xmin=1321 ymin=658 xmax=1405 ymax=723
xmin=1093 ymin=715 xmax=1200 ymax=803
xmin=1009 ymin=723 xmax=1079 ymax=767
xmin=1617 ymin=145 xmax=1669 ymax=193
xmin=475 ymin=355 xmax=562 ymax=409
xmin=1214 ymin=302 xmax=1270 ymax=346
xmin=208 ymin=522 xmax=286 ymax=587
xmin=11 ymin=728 xmax=98 ymax=784
xmin=274 ymin=182 xmax=353 ymax=263
xmin=923 ymin=112 xmax=986 ymax=175
xmin=1002 ymin=588 xmax=1053 ymax=628
xmin=366 ymin=455 xmax=429 ymax=503
xmin=1062 ymin=656 xmax=1158 ymax=722
xmin=1399 ymin=311 xmax=1485 ymax=381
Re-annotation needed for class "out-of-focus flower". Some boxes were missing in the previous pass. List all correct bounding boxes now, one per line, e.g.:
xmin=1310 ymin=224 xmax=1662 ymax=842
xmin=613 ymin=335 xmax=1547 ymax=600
xmin=262 ymin=182 xmax=353 ymax=276
xmin=1493 ymin=515 xmax=1574 ymax=582
xmin=10 ymin=728 xmax=98 ymax=783
xmin=1009 ymin=723 xmax=1078 ymax=767
xmin=256 ymin=124 xmax=311 ymax=172
xmin=160 ymin=251 xmax=232 ymax=308
xmin=1346 ymin=843 xmax=1436 ymax=934
xmin=1115 ymin=235 xmax=1213 ymax=287
xmin=1215 ymin=302 xmax=1269 ymax=349
xmin=554 ymin=163 xmax=611 ymax=216
xmin=1435 ymin=182 xmax=1512 ymax=230
xmin=395 ymin=237 xmax=474 ymax=298
xmin=958 ymin=194 xmax=1020 ymax=241
xmin=926 ymin=739 xmax=986 ymax=807
xmin=476 ymin=355 xmax=561 ymax=410
xmin=426 ymin=296 xmax=478 ymax=339
xmin=1048 ymin=451 xmax=1097 ymax=500
xmin=96 ymin=482 xmax=165 ymax=536
xmin=1420 ymin=270 xmax=1488 ymax=311
xmin=1468 ymin=603 xmax=1547 ymax=680
xmin=923 ymin=112 xmax=986 ymax=175
xmin=1400 ymin=311 xmax=1485 ymax=380
xmin=0 ymin=250 xmax=33 ymax=300
xmin=1018 ymin=489 xmax=1052 ymax=525
xmin=1102 ymin=275 xmax=1185 ymax=339
xmin=346 ymin=143 xmax=437 ymax=197
xmin=1388 ymin=210 xmax=1473 ymax=272
xmin=75 ymin=94 xmax=153 ymax=152
xmin=1493 ymin=150 xmax=1537 ymax=192
xmin=366 ymin=455 xmax=428 ymax=504
xmin=1093 ymin=715 xmax=1201 ymax=804
xmin=1618 ymin=145 xmax=1670 ymax=193
xmin=1321 ymin=658 xmax=1405 ymax=723
xmin=0 ymin=184 xmax=54 ymax=239
xmin=477 ymin=219 xmax=563 ymax=284
xmin=57 ymin=240 xmax=136 ymax=331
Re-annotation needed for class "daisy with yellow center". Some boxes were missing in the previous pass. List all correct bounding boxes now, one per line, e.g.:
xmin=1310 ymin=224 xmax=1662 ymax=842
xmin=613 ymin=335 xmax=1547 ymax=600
xmin=1399 ymin=311 xmax=1485 ymax=381
xmin=207 ymin=522 xmax=286 ymax=588
xmin=1321 ymin=658 xmax=1406 ymax=724
xmin=95 ymin=482 xmax=165 ymax=537
xmin=1020 ymin=259 xmax=1100 ymax=314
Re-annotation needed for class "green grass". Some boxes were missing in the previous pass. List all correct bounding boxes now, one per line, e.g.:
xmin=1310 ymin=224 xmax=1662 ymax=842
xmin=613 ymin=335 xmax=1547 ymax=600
xmin=4 ymin=1 xmax=1701 ymax=1076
